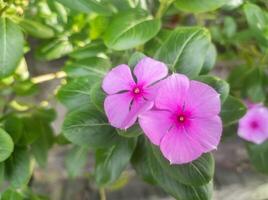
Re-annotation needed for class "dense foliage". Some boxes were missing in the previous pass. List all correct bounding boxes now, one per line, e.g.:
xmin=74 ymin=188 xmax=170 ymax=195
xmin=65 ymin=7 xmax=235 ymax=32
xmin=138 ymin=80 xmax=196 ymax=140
xmin=0 ymin=0 xmax=268 ymax=199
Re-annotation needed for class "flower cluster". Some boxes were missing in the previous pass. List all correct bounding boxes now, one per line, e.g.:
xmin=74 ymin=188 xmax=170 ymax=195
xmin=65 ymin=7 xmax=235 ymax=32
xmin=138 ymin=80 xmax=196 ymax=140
xmin=102 ymin=56 xmax=222 ymax=164
xmin=238 ymin=103 xmax=268 ymax=144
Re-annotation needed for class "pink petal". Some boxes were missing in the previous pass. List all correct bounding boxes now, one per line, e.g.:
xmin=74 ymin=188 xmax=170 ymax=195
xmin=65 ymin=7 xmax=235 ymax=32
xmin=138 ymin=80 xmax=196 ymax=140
xmin=121 ymin=98 xmax=153 ymax=129
xmin=102 ymin=64 xmax=135 ymax=94
xmin=160 ymin=126 xmax=203 ymax=164
xmin=155 ymin=74 xmax=190 ymax=112
xmin=238 ymin=106 xmax=268 ymax=144
xmin=185 ymin=80 xmax=220 ymax=118
xmin=186 ymin=116 xmax=222 ymax=153
xmin=104 ymin=92 xmax=132 ymax=129
xmin=134 ymin=57 xmax=168 ymax=87
xmin=139 ymin=110 xmax=173 ymax=145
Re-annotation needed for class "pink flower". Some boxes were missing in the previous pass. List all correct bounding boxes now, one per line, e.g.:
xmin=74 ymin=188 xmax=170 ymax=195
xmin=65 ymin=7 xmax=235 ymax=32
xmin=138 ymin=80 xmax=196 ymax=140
xmin=139 ymin=74 xmax=222 ymax=164
xmin=238 ymin=104 xmax=268 ymax=144
xmin=102 ymin=57 xmax=168 ymax=129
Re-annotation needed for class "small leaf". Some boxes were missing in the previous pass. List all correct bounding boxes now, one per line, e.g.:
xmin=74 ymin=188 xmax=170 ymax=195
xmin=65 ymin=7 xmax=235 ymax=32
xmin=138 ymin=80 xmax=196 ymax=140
xmin=155 ymin=27 xmax=211 ymax=78
xmin=0 ymin=128 xmax=14 ymax=162
xmin=62 ymin=105 xmax=120 ymax=148
xmin=128 ymin=52 xmax=146 ymax=68
xmin=220 ymin=95 xmax=247 ymax=126
xmin=247 ymin=141 xmax=268 ymax=174
xmin=90 ymin=82 xmax=105 ymax=113
xmin=5 ymin=147 xmax=33 ymax=188
xmin=65 ymin=145 xmax=89 ymax=178
xmin=95 ymin=137 xmax=137 ymax=186
xmin=175 ymin=0 xmax=228 ymax=13
xmin=104 ymin=12 xmax=161 ymax=50
xmin=0 ymin=18 xmax=24 ymax=78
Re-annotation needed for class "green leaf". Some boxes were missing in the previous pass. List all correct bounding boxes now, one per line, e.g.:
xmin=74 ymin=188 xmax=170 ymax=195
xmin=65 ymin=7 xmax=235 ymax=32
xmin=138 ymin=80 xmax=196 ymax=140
xmin=104 ymin=12 xmax=161 ymax=50
xmin=18 ymin=18 xmax=55 ymax=39
xmin=131 ymin=137 xmax=156 ymax=184
xmin=200 ymin=44 xmax=217 ymax=74
xmin=95 ymin=137 xmax=137 ymax=186
xmin=64 ymin=57 xmax=110 ymax=78
xmin=175 ymin=0 xmax=228 ymax=13
xmin=65 ymin=145 xmax=89 ymax=178
xmin=223 ymin=16 xmax=237 ymax=39
xmin=62 ymin=105 xmax=120 ymax=148
xmin=1 ymin=189 xmax=24 ymax=200
xmin=220 ymin=95 xmax=247 ymax=126
xmin=117 ymin=124 xmax=143 ymax=138
xmin=69 ymin=41 xmax=106 ymax=60
xmin=128 ymin=52 xmax=146 ymax=68
xmin=56 ymin=0 xmax=113 ymax=15
xmin=0 ymin=18 xmax=24 ymax=78
xmin=89 ymin=82 xmax=105 ymax=113
xmin=5 ymin=147 xmax=33 ymax=188
xmin=247 ymin=141 xmax=268 ymax=174
xmin=0 ymin=128 xmax=14 ymax=162
xmin=155 ymin=27 xmax=211 ymax=78
xmin=151 ymin=145 xmax=214 ymax=186
xmin=148 ymin=142 xmax=213 ymax=200
xmin=35 ymin=38 xmax=73 ymax=61
xmin=57 ymin=77 xmax=98 ymax=110
xmin=195 ymin=75 xmax=230 ymax=103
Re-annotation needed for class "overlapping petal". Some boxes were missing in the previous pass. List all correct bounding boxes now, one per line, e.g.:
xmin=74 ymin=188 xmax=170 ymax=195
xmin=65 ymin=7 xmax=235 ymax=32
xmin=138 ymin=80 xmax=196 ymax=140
xmin=134 ymin=57 xmax=168 ymax=87
xmin=102 ymin=64 xmax=135 ymax=94
xmin=155 ymin=74 xmax=190 ymax=112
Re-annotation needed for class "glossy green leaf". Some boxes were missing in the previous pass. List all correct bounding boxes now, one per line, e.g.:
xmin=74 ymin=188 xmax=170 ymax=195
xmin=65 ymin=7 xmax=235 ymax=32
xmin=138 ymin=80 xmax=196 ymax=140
xmin=247 ymin=141 xmax=268 ymax=174
xmin=56 ymin=0 xmax=113 ymax=15
xmin=65 ymin=145 xmax=89 ymax=178
xmin=64 ymin=57 xmax=110 ymax=78
xmin=220 ymin=95 xmax=247 ymax=126
xmin=175 ymin=0 xmax=228 ymax=13
xmin=151 ymin=145 xmax=214 ymax=186
xmin=89 ymin=82 xmax=105 ymax=113
xmin=117 ymin=124 xmax=143 ymax=138
xmin=62 ymin=105 xmax=120 ymax=148
xmin=0 ymin=18 xmax=24 ymax=78
xmin=57 ymin=77 xmax=98 ymax=110
xmin=95 ymin=137 xmax=137 ymax=186
xmin=18 ymin=18 xmax=54 ymax=39
xmin=148 ymin=143 xmax=213 ymax=200
xmin=5 ymin=147 xmax=33 ymax=188
xmin=155 ymin=27 xmax=211 ymax=78
xmin=0 ymin=128 xmax=14 ymax=162
xmin=195 ymin=75 xmax=230 ymax=103
xmin=104 ymin=12 xmax=161 ymax=50
xmin=1 ymin=189 xmax=24 ymax=200
xmin=200 ymin=44 xmax=217 ymax=74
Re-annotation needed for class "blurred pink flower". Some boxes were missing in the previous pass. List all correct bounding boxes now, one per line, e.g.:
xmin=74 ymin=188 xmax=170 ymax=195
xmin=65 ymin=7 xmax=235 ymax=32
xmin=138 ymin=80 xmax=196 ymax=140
xmin=102 ymin=57 xmax=168 ymax=129
xmin=238 ymin=104 xmax=268 ymax=144
xmin=139 ymin=74 xmax=222 ymax=164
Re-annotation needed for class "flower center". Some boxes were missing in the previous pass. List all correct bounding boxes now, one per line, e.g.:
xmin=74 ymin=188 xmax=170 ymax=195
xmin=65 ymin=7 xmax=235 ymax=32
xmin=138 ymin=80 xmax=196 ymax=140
xmin=133 ymin=87 xmax=141 ymax=94
xmin=177 ymin=115 xmax=186 ymax=123
xmin=250 ymin=121 xmax=259 ymax=129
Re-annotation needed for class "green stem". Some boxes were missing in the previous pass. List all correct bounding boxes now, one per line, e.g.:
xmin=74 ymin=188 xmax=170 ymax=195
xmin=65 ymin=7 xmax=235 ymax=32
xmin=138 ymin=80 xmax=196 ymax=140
xmin=99 ymin=188 xmax=106 ymax=200
xmin=155 ymin=0 xmax=175 ymax=19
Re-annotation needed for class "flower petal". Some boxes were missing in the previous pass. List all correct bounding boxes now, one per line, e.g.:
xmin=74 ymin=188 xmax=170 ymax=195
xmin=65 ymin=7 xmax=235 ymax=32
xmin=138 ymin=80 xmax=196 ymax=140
xmin=155 ymin=74 xmax=190 ymax=112
xmin=121 ymin=98 xmax=153 ymax=130
xmin=185 ymin=80 xmax=221 ymax=118
xmin=104 ymin=92 xmax=132 ymax=129
xmin=238 ymin=107 xmax=268 ymax=144
xmin=186 ymin=116 xmax=222 ymax=153
xmin=134 ymin=57 xmax=168 ymax=87
xmin=139 ymin=110 xmax=173 ymax=145
xmin=102 ymin=64 xmax=135 ymax=94
xmin=160 ymin=126 xmax=203 ymax=164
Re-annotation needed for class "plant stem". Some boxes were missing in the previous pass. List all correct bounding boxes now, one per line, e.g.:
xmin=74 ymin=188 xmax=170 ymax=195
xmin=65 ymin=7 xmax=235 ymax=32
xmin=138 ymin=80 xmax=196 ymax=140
xmin=155 ymin=0 xmax=175 ymax=19
xmin=99 ymin=188 xmax=106 ymax=200
xmin=31 ymin=71 xmax=66 ymax=84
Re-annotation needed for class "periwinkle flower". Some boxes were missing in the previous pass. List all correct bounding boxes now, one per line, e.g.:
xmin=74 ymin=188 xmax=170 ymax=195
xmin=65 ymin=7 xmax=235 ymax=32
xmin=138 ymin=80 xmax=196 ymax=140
xmin=102 ymin=57 xmax=168 ymax=129
xmin=238 ymin=103 xmax=268 ymax=144
xmin=139 ymin=74 xmax=222 ymax=164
